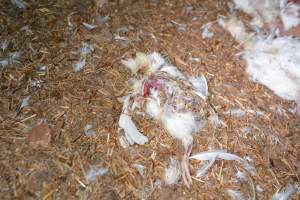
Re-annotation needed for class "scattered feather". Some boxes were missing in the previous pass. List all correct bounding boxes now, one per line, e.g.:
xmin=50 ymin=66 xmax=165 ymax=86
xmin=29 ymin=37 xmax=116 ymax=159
xmin=85 ymin=166 xmax=108 ymax=182
xmin=27 ymin=121 xmax=52 ymax=150
xmin=82 ymin=22 xmax=98 ymax=30
xmin=235 ymin=170 xmax=247 ymax=181
xmin=118 ymin=113 xmax=148 ymax=145
xmin=72 ymin=42 xmax=93 ymax=72
xmin=114 ymin=34 xmax=127 ymax=41
xmin=208 ymin=113 xmax=225 ymax=127
xmin=80 ymin=42 xmax=93 ymax=55
xmin=1 ymin=40 xmax=8 ymax=51
xmin=118 ymin=135 xmax=130 ymax=148
xmin=224 ymin=108 xmax=246 ymax=118
xmin=0 ymin=52 xmax=20 ymax=67
xmin=202 ymin=23 xmax=215 ymax=39
xmin=117 ymin=26 xmax=130 ymax=34
xmin=151 ymin=0 xmax=160 ymax=4
xmin=171 ymin=21 xmax=187 ymax=32
xmin=94 ymin=0 xmax=107 ymax=9
xmin=96 ymin=15 xmax=110 ymax=26
xmin=246 ymin=109 xmax=265 ymax=117
xmin=30 ymin=79 xmax=44 ymax=88
xmin=164 ymin=158 xmax=181 ymax=186
xmin=227 ymin=189 xmax=245 ymax=200
xmin=36 ymin=65 xmax=47 ymax=76
xmin=196 ymin=157 xmax=216 ymax=177
xmin=132 ymin=163 xmax=146 ymax=177
xmin=191 ymin=149 xmax=255 ymax=176
xmin=67 ymin=14 xmax=74 ymax=28
xmin=189 ymin=75 xmax=209 ymax=99
xmin=67 ymin=13 xmax=77 ymax=36
xmin=256 ymin=185 xmax=264 ymax=193
xmin=189 ymin=57 xmax=201 ymax=62
xmin=185 ymin=6 xmax=194 ymax=13
xmin=272 ymin=184 xmax=295 ymax=200
xmin=154 ymin=179 xmax=162 ymax=189
xmin=11 ymin=0 xmax=27 ymax=9
xmin=20 ymin=96 xmax=31 ymax=110
xmin=241 ymin=127 xmax=251 ymax=135
xmin=73 ymin=58 xmax=86 ymax=72
xmin=84 ymin=124 xmax=96 ymax=137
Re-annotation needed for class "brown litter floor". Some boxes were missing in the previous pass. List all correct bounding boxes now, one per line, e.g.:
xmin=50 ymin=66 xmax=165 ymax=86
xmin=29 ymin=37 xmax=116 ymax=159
xmin=0 ymin=0 xmax=299 ymax=199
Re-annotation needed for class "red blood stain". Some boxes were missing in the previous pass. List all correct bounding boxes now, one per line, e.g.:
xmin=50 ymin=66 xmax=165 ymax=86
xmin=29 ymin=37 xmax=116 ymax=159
xmin=288 ymin=0 xmax=300 ymax=3
xmin=143 ymin=79 xmax=161 ymax=97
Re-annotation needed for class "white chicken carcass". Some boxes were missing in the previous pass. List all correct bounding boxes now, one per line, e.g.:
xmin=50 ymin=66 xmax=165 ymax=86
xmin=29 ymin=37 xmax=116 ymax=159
xmin=121 ymin=52 xmax=213 ymax=188
xmin=218 ymin=15 xmax=300 ymax=116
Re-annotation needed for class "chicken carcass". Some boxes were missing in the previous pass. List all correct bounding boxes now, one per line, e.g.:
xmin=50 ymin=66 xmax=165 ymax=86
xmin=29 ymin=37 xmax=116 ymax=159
xmin=121 ymin=52 xmax=214 ymax=188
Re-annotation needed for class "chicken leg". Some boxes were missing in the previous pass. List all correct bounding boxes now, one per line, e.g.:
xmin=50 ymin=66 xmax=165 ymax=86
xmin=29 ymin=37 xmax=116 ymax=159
xmin=297 ymin=97 xmax=300 ymax=117
xmin=181 ymin=144 xmax=193 ymax=189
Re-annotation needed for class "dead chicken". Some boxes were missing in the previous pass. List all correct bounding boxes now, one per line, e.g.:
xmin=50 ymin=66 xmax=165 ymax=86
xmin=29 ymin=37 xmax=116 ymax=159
xmin=120 ymin=52 xmax=214 ymax=188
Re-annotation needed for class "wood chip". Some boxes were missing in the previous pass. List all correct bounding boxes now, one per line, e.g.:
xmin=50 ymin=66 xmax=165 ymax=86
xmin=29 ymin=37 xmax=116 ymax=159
xmin=27 ymin=121 xmax=52 ymax=150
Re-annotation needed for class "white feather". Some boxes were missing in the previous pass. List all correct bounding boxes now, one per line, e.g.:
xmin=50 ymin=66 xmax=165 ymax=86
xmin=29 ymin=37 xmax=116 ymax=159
xmin=11 ymin=0 xmax=27 ymax=9
xmin=227 ymin=189 xmax=245 ymax=200
xmin=1 ymin=40 xmax=8 ymax=51
xmin=280 ymin=2 xmax=300 ymax=30
xmin=233 ymin=0 xmax=281 ymax=23
xmin=121 ymin=58 xmax=139 ymax=74
xmin=217 ymin=16 xmax=251 ymax=45
xmin=202 ymin=23 xmax=215 ymax=39
xmin=191 ymin=149 xmax=256 ymax=175
xmin=243 ymin=35 xmax=300 ymax=101
xmin=161 ymin=112 xmax=199 ymax=148
xmin=233 ymin=0 xmax=257 ymax=14
xmin=132 ymin=163 xmax=146 ymax=177
xmin=219 ymin=16 xmax=300 ymax=103
xmin=145 ymin=96 xmax=161 ymax=120
xmin=121 ymin=52 xmax=148 ymax=74
xmin=164 ymin=158 xmax=181 ymax=186
xmin=80 ymin=42 xmax=93 ymax=55
xmin=190 ymin=149 xmax=242 ymax=161
xmin=189 ymin=75 xmax=209 ymax=99
xmin=195 ymin=157 xmax=216 ymax=177
xmin=147 ymin=52 xmax=166 ymax=72
xmin=272 ymin=184 xmax=295 ymax=200
xmin=0 ymin=52 xmax=20 ymax=68
xmin=20 ymin=96 xmax=31 ymax=109
xmin=82 ymin=22 xmax=98 ymax=30
xmin=160 ymin=65 xmax=185 ymax=79
xmin=236 ymin=170 xmax=247 ymax=181
xmin=208 ymin=113 xmax=225 ymax=127
xmin=84 ymin=124 xmax=96 ymax=137
xmin=86 ymin=167 xmax=108 ymax=182
xmin=119 ymin=114 xmax=148 ymax=145
xmin=256 ymin=185 xmax=264 ymax=193
xmin=224 ymin=108 xmax=246 ymax=118
xmin=73 ymin=58 xmax=86 ymax=72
